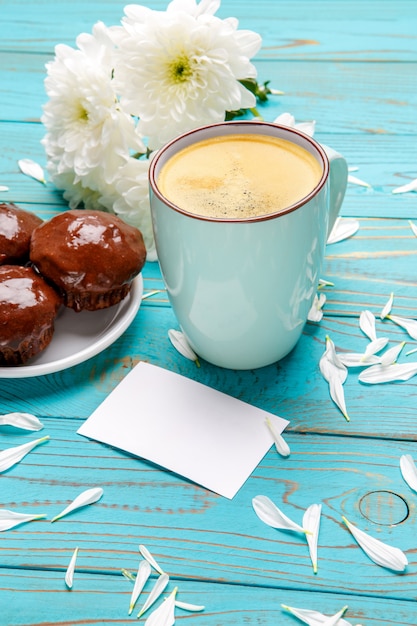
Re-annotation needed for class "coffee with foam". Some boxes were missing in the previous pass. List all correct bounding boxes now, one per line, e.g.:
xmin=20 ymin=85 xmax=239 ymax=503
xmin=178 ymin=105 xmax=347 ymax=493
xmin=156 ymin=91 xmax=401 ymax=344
xmin=157 ymin=133 xmax=323 ymax=219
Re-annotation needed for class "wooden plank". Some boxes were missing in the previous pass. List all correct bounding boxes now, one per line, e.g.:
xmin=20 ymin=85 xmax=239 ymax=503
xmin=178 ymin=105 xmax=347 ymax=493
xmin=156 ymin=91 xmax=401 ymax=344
xmin=2 ymin=0 xmax=417 ymax=62
xmin=2 ymin=568 xmax=416 ymax=625
xmin=1 ymin=421 xmax=416 ymax=602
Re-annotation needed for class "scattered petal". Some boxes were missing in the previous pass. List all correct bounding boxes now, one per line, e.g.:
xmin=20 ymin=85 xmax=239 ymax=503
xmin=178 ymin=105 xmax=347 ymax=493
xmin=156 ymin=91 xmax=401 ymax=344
xmin=379 ymin=341 xmax=405 ymax=366
xmin=0 ymin=412 xmax=44 ymax=431
xmin=175 ymin=600 xmax=205 ymax=612
xmin=323 ymin=606 xmax=349 ymax=626
xmin=342 ymin=516 xmax=407 ymax=571
xmin=400 ymin=454 xmax=417 ymax=493
xmin=307 ymin=293 xmax=326 ymax=322
xmin=142 ymin=290 xmax=162 ymax=300
xmin=380 ymin=292 xmax=394 ymax=320
xmin=122 ymin=568 xmax=136 ymax=582
xmin=327 ymin=217 xmax=359 ymax=245
xmin=359 ymin=361 xmax=417 ymax=384
xmin=252 ymin=495 xmax=307 ymax=534
xmin=318 ymin=278 xmax=334 ymax=289
xmin=51 ymin=487 xmax=103 ymax=522
xmin=139 ymin=544 xmax=165 ymax=575
xmin=405 ymin=346 xmax=417 ymax=356
xmin=338 ymin=352 xmax=380 ymax=368
xmin=319 ymin=336 xmax=349 ymax=421
xmin=303 ymin=504 xmax=322 ymax=574
xmin=387 ymin=314 xmax=417 ymax=340
xmin=281 ymin=604 xmax=353 ymax=626
xmin=359 ymin=310 xmax=377 ymax=341
xmin=348 ymin=174 xmax=371 ymax=188
xmin=0 ymin=435 xmax=49 ymax=473
xmin=265 ymin=417 xmax=290 ymax=457
xmin=363 ymin=337 xmax=389 ymax=359
xmin=0 ymin=509 xmax=47 ymax=532
xmin=0 ymin=185 xmax=9 ymax=192
xmin=137 ymin=573 xmax=170 ymax=618
xmin=409 ymin=221 xmax=417 ymax=237
xmin=17 ymin=158 xmax=46 ymax=184
xmin=348 ymin=166 xmax=359 ymax=172
xmin=65 ymin=547 xmax=79 ymax=589
xmin=392 ymin=178 xmax=417 ymax=194
xmin=129 ymin=559 xmax=152 ymax=615
xmin=168 ymin=329 xmax=200 ymax=366
xmin=144 ymin=586 xmax=177 ymax=626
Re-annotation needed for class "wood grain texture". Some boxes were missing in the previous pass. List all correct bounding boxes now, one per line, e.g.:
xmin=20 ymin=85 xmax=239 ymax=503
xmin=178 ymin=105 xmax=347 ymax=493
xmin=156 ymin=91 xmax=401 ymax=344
xmin=1 ymin=0 xmax=417 ymax=623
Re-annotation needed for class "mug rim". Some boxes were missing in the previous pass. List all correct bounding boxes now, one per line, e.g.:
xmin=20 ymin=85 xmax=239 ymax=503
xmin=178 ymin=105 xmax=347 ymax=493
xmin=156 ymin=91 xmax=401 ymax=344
xmin=149 ymin=120 xmax=329 ymax=223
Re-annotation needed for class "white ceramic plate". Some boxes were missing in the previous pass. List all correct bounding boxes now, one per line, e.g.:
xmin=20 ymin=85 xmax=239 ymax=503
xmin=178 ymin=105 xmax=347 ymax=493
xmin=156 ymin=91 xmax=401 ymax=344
xmin=0 ymin=274 xmax=143 ymax=378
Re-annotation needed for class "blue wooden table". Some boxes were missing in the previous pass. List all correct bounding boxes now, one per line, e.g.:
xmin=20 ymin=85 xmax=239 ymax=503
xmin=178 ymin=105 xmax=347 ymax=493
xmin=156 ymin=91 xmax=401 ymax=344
xmin=1 ymin=1 xmax=417 ymax=623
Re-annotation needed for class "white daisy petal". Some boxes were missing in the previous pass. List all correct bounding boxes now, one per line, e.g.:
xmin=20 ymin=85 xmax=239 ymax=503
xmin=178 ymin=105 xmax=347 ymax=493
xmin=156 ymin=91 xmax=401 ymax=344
xmin=51 ymin=487 xmax=103 ymax=522
xmin=359 ymin=310 xmax=377 ymax=341
xmin=139 ymin=544 xmax=165 ymax=575
xmin=252 ymin=495 xmax=307 ymax=534
xmin=319 ymin=336 xmax=349 ymax=421
xmin=338 ymin=353 xmax=380 ymax=368
xmin=281 ymin=604 xmax=352 ymax=626
xmin=0 ymin=412 xmax=44 ymax=431
xmin=379 ymin=341 xmax=405 ymax=366
xmin=137 ymin=573 xmax=170 ymax=618
xmin=409 ymin=221 xmax=417 ymax=237
xmin=65 ymin=547 xmax=79 ymax=589
xmin=392 ymin=178 xmax=417 ymax=194
xmin=175 ymin=600 xmax=205 ymax=611
xmin=128 ymin=559 xmax=152 ymax=615
xmin=363 ymin=337 xmax=389 ymax=358
xmin=0 ymin=509 xmax=47 ymax=532
xmin=144 ymin=586 xmax=177 ymax=626
xmin=380 ymin=292 xmax=394 ymax=320
xmin=400 ymin=454 xmax=417 ymax=493
xmin=307 ymin=293 xmax=326 ymax=323
xmin=348 ymin=174 xmax=371 ymax=188
xmin=303 ymin=504 xmax=322 ymax=574
xmin=0 ymin=436 xmax=49 ymax=473
xmin=358 ymin=362 xmax=417 ymax=384
xmin=265 ymin=417 xmax=290 ymax=457
xmin=18 ymin=158 xmax=46 ymax=184
xmin=387 ymin=314 xmax=417 ymax=340
xmin=0 ymin=185 xmax=9 ymax=192
xmin=168 ymin=329 xmax=200 ymax=365
xmin=342 ymin=516 xmax=407 ymax=571
xmin=327 ymin=217 xmax=359 ymax=245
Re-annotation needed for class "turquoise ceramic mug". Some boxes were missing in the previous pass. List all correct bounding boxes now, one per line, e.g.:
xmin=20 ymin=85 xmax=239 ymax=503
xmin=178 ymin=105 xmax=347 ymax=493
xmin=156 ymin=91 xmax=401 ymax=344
xmin=149 ymin=121 xmax=347 ymax=370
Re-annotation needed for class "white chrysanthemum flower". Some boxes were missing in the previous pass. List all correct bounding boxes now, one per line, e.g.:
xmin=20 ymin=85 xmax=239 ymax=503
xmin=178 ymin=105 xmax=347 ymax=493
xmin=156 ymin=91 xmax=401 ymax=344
xmin=111 ymin=1 xmax=261 ymax=149
xmin=42 ymin=21 xmax=145 ymax=187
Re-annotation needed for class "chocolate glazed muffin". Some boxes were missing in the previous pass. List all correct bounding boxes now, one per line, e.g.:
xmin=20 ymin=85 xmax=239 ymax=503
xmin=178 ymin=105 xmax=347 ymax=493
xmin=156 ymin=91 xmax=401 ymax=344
xmin=0 ymin=265 xmax=62 ymax=366
xmin=0 ymin=203 xmax=43 ymax=265
xmin=30 ymin=210 xmax=147 ymax=312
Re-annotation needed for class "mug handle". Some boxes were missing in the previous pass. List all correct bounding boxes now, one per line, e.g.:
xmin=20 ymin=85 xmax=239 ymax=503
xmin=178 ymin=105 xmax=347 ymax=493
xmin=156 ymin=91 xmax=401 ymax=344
xmin=322 ymin=145 xmax=348 ymax=236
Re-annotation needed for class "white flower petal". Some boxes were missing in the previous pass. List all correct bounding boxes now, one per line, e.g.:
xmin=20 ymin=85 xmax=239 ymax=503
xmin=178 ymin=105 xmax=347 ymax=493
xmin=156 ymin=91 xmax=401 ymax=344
xmin=392 ymin=178 xmax=417 ymax=194
xmin=409 ymin=221 xmax=417 ymax=237
xmin=322 ymin=607 xmax=349 ymax=626
xmin=405 ymin=346 xmax=417 ymax=356
xmin=168 ymin=329 xmax=200 ymax=365
xmin=318 ymin=278 xmax=334 ymax=289
xmin=139 ymin=544 xmax=165 ymax=575
xmin=65 ymin=547 xmax=79 ymax=589
xmin=51 ymin=487 xmax=103 ymax=522
xmin=343 ymin=516 xmax=407 ymax=571
xmin=338 ymin=353 xmax=380 ymax=368
xmin=303 ymin=504 xmax=322 ymax=574
xmin=0 ymin=185 xmax=9 ymax=192
xmin=265 ymin=417 xmax=290 ymax=457
xmin=0 ymin=509 xmax=47 ymax=532
xmin=327 ymin=217 xmax=359 ymax=245
xmin=319 ymin=336 xmax=349 ymax=421
xmin=175 ymin=600 xmax=205 ymax=611
xmin=348 ymin=174 xmax=371 ymax=188
xmin=359 ymin=310 xmax=377 ymax=341
xmin=128 ymin=559 xmax=152 ymax=615
xmin=400 ymin=454 xmax=417 ymax=493
xmin=0 ymin=412 xmax=44 ymax=431
xmin=359 ymin=361 xmax=417 ymax=384
xmin=18 ymin=158 xmax=46 ymax=184
xmin=137 ymin=573 xmax=170 ymax=618
xmin=252 ymin=495 xmax=307 ymax=534
xmin=281 ymin=604 xmax=352 ymax=626
xmin=379 ymin=341 xmax=405 ymax=366
xmin=0 ymin=435 xmax=49 ymax=473
xmin=144 ymin=586 xmax=177 ymax=626
xmin=387 ymin=314 xmax=417 ymax=340
xmin=363 ymin=337 xmax=389 ymax=358
xmin=307 ymin=293 xmax=326 ymax=323
xmin=380 ymin=292 xmax=394 ymax=320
